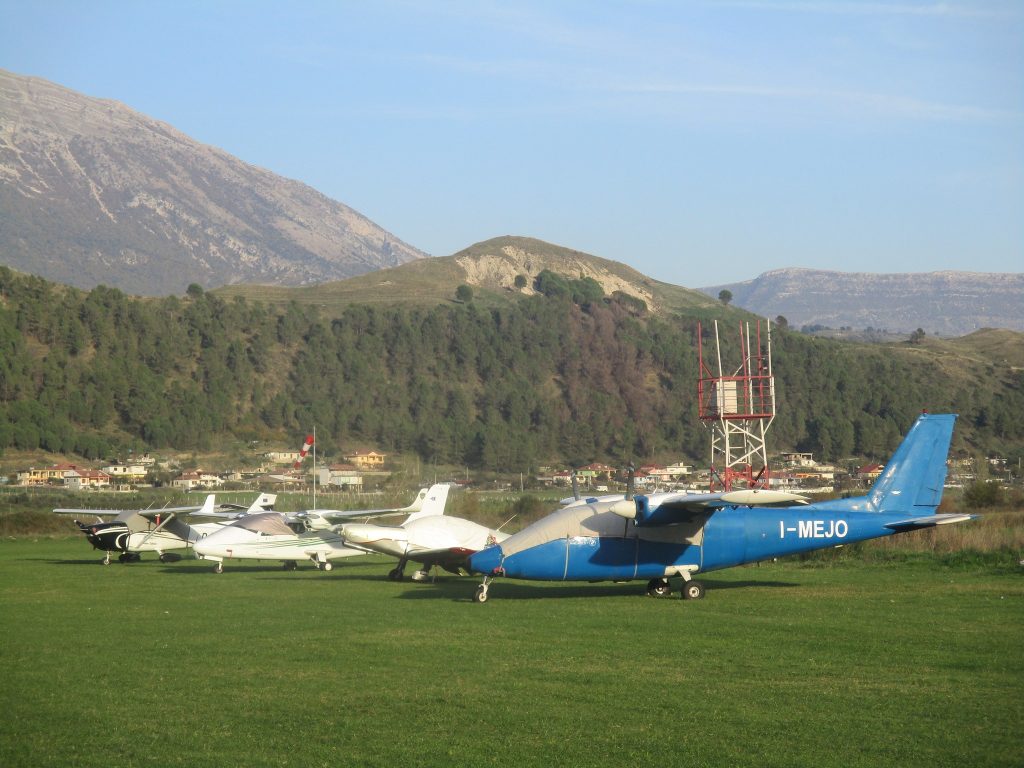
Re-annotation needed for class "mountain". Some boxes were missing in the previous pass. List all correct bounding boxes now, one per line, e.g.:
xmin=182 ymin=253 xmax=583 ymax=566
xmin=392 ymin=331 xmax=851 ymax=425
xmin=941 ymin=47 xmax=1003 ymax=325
xmin=216 ymin=235 xmax=723 ymax=317
xmin=702 ymin=269 xmax=1024 ymax=336
xmin=0 ymin=69 xmax=426 ymax=296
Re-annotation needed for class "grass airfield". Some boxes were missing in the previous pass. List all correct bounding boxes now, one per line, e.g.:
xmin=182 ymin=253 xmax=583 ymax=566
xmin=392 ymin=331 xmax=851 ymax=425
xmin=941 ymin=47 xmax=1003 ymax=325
xmin=1 ymin=537 xmax=1021 ymax=768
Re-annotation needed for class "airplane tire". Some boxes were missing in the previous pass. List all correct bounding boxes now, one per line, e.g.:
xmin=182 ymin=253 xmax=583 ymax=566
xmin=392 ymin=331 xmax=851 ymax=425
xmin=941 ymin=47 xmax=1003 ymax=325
xmin=647 ymin=578 xmax=671 ymax=597
xmin=213 ymin=563 xmax=224 ymax=574
xmin=284 ymin=561 xmax=298 ymax=571
xmin=683 ymin=581 xmax=705 ymax=600
xmin=323 ymin=562 xmax=333 ymax=572
xmin=387 ymin=568 xmax=403 ymax=581
xmin=473 ymin=585 xmax=489 ymax=603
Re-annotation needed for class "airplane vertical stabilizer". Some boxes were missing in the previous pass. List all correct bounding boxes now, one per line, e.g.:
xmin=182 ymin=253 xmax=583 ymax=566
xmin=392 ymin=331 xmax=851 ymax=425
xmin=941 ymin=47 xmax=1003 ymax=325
xmin=404 ymin=484 xmax=451 ymax=523
xmin=868 ymin=413 xmax=956 ymax=514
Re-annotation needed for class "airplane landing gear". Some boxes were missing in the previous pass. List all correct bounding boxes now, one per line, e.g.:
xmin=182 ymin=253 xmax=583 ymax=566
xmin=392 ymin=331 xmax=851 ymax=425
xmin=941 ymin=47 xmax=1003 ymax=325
xmin=473 ymin=576 xmax=492 ymax=603
xmin=283 ymin=560 xmax=298 ymax=571
xmin=411 ymin=568 xmax=432 ymax=582
xmin=102 ymin=553 xmax=111 ymax=565
xmin=646 ymin=578 xmax=672 ymax=597
xmin=388 ymin=558 xmax=408 ymax=581
xmin=322 ymin=561 xmax=333 ymax=572
xmin=213 ymin=562 xmax=224 ymax=574
xmin=682 ymin=580 xmax=705 ymax=600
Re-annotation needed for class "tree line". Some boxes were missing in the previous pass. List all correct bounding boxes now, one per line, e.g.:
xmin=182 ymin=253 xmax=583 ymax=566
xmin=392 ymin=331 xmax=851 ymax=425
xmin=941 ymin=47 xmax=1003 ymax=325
xmin=1 ymin=265 xmax=1021 ymax=470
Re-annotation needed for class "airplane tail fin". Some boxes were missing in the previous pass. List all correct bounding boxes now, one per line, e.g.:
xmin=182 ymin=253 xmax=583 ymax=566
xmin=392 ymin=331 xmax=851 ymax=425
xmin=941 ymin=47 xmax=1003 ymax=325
xmin=246 ymin=493 xmax=277 ymax=513
xmin=868 ymin=413 xmax=956 ymax=514
xmin=404 ymin=483 xmax=451 ymax=523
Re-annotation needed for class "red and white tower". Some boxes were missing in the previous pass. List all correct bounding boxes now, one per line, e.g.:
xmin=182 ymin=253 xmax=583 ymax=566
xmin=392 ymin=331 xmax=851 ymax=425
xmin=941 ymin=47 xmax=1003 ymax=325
xmin=697 ymin=319 xmax=776 ymax=492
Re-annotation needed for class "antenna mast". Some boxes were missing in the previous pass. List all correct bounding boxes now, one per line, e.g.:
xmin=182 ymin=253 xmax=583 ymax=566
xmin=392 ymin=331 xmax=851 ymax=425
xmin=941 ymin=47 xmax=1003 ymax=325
xmin=697 ymin=319 xmax=776 ymax=492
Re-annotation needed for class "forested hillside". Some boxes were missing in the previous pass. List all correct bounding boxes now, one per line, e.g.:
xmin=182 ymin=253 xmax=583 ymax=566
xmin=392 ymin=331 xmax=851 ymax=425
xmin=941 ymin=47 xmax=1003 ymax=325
xmin=1 ymin=266 xmax=1021 ymax=469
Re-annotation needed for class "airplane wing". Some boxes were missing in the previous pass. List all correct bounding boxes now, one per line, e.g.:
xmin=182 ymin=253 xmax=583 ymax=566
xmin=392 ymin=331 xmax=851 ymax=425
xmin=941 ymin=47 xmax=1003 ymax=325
xmin=612 ymin=489 xmax=810 ymax=527
xmin=291 ymin=488 xmax=432 ymax=529
xmin=54 ymin=494 xmax=219 ymax=522
xmin=291 ymin=506 xmax=421 ymax=530
xmin=884 ymin=513 xmax=976 ymax=531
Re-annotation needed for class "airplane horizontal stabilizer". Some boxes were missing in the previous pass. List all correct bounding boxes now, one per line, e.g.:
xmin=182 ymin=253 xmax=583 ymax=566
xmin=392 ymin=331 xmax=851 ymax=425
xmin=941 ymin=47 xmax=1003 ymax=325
xmin=884 ymin=513 xmax=976 ymax=531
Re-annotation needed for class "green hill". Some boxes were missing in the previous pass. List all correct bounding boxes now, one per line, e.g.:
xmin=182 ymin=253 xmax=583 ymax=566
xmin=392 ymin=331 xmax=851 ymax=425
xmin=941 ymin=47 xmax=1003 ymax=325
xmin=1 ymin=253 xmax=1022 ymax=473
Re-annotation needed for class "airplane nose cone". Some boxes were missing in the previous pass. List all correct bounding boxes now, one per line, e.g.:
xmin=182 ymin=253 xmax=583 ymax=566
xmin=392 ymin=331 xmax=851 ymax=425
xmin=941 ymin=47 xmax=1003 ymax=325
xmin=468 ymin=543 xmax=503 ymax=575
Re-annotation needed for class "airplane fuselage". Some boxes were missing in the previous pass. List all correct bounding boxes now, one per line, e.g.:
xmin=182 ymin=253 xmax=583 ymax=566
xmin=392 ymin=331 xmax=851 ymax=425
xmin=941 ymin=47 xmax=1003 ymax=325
xmin=194 ymin=528 xmax=362 ymax=565
xmin=469 ymin=502 xmax=918 ymax=582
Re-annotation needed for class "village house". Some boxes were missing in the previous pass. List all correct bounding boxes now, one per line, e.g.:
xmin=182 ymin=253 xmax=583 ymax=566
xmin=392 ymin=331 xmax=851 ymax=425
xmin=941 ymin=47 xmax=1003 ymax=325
xmin=16 ymin=463 xmax=82 ymax=486
xmin=172 ymin=470 xmax=224 ymax=491
xmin=346 ymin=450 xmax=387 ymax=470
xmin=101 ymin=463 xmax=149 ymax=482
xmin=316 ymin=464 xmax=364 ymax=490
xmin=262 ymin=449 xmax=303 ymax=465
xmin=64 ymin=468 xmax=111 ymax=491
xmin=857 ymin=464 xmax=885 ymax=483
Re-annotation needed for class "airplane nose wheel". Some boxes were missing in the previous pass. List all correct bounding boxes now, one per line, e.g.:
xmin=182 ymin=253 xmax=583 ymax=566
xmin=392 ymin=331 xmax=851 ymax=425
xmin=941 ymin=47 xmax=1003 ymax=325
xmin=473 ymin=583 xmax=489 ymax=603
xmin=213 ymin=562 xmax=224 ymax=574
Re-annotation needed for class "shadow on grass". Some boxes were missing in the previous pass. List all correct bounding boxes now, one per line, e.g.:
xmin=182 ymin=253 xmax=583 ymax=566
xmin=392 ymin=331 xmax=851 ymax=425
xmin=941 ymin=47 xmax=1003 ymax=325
xmin=395 ymin=576 xmax=801 ymax=602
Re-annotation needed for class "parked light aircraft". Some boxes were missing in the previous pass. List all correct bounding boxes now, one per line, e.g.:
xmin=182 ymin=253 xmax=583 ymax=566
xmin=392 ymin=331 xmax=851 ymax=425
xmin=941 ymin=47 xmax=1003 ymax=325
xmin=339 ymin=484 xmax=509 ymax=581
xmin=193 ymin=484 xmax=450 ymax=573
xmin=467 ymin=413 xmax=974 ymax=603
xmin=55 ymin=493 xmax=276 ymax=564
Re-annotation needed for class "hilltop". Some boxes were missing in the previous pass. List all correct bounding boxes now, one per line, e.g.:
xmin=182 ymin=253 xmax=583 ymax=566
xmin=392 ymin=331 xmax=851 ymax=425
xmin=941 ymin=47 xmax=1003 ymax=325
xmin=216 ymin=235 xmax=722 ymax=318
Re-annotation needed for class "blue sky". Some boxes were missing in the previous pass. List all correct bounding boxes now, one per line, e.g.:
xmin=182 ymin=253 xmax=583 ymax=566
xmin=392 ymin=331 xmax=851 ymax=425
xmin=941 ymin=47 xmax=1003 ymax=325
xmin=2 ymin=1 xmax=1021 ymax=287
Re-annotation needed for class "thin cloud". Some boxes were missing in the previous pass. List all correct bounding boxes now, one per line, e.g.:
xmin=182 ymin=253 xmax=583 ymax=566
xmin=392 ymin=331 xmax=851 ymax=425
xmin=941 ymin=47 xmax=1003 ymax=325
xmin=615 ymin=80 xmax=1021 ymax=124
xmin=712 ymin=1 xmax=1020 ymax=19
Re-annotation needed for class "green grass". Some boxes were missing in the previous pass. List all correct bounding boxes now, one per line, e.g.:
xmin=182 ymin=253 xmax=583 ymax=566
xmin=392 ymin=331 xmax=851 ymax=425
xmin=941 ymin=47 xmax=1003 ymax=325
xmin=1 ymin=538 xmax=1021 ymax=768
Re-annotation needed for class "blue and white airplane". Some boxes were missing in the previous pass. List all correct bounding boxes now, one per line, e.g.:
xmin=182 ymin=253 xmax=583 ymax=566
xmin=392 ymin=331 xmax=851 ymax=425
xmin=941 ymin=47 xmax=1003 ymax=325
xmin=467 ymin=413 xmax=973 ymax=602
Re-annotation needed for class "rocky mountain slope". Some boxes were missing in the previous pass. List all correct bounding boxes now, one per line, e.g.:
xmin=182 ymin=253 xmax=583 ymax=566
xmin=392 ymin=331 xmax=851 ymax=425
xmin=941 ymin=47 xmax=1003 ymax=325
xmin=0 ymin=69 xmax=426 ymax=296
xmin=702 ymin=268 xmax=1024 ymax=336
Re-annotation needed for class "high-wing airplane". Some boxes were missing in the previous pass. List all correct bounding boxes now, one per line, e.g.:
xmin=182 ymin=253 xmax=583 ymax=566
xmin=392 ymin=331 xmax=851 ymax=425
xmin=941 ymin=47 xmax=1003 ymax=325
xmin=339 ymin=483 xmax=508 ymax=582
xmin=193 ymin=484 xmax=450 ymax=573
xmin=55 ymin=493 xmax=277 ymax=564
xmin=467 ymin=413 xmax=974 ymax=602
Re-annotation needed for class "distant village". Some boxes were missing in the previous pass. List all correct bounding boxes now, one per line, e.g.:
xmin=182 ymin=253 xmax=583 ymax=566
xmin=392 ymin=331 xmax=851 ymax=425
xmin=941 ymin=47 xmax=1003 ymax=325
xmin=5 ymin=445 xmax=994 ymax=494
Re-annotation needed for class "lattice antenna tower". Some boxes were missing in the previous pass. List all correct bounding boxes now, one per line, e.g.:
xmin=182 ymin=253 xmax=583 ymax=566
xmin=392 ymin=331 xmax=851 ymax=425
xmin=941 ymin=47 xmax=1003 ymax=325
xmin=696 ymin=319 xmax=776 ymax=491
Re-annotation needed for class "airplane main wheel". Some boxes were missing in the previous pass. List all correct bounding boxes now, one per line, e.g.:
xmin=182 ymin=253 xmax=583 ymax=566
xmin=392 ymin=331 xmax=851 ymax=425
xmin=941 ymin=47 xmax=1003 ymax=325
xmin=284 ymin=561 xmax=298 ymax=571
xmin=213 ymin=563 xmax=224 ymax=574
xmin=387 ymin=568 xmax=403 ymax=581
xmin=102 ymin=555 xmax=111 ymax=565
xmin=647 ymin=578 xmax=672 ymax=597
xmin=682 ymin=581 xmax=705 ymax=600
xmin=159 ymin=554 xmax=169 ymax=563
xmin=118 ymin=553 xmax=129 ymax=563
xmin=323 ymin=562 xmax=333 ymax=572
xmin=473 ymin=584 xmax=489 ymax=603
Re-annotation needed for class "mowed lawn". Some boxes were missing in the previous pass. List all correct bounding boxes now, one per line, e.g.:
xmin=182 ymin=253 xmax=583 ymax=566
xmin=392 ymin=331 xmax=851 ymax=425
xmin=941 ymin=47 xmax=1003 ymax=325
xmin=1 ymin=538 xmax=1021 ymax=768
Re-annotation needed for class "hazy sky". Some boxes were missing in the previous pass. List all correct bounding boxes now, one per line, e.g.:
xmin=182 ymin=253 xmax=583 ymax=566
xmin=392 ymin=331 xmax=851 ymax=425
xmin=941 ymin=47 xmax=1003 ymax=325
xmin=2 ymin=1 xmax=1021 ymax=287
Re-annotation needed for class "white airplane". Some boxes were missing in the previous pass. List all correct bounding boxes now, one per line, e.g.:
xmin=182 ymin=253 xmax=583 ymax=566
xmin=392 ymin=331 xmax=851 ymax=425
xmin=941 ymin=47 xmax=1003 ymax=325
xmin=55 ymin=493 xmax=276 ymax=564
xmin=339 ymin=485 xmax=511 ymax=582
xmin=193 ymin=485 xmax=450 ymax=573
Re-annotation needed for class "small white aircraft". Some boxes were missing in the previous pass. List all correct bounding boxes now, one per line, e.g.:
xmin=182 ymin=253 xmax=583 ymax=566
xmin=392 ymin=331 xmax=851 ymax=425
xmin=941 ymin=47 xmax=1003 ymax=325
xmin=55 ymin=493 xmax=276 ymax=564
xmin=193 ymin=485 xmax=450 ymax=573
xmin=339 ymin=485 xmax=511 ymax=582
